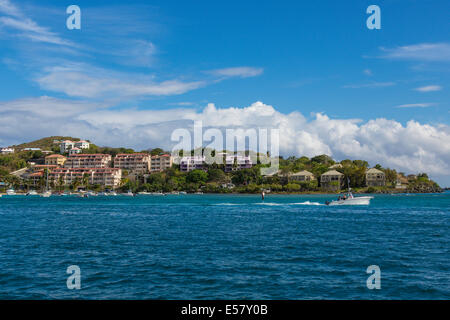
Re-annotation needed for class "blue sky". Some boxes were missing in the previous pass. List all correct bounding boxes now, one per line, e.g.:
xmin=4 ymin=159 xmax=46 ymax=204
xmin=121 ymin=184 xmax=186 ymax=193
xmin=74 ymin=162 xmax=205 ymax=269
xmin=0 ymin=0 xmax=449 ymax=184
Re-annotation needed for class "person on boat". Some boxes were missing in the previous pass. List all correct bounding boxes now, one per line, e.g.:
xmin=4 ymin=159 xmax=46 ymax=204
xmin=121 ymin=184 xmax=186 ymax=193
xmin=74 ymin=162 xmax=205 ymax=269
xmin=261 ymin=190 xmax=265 ymax=201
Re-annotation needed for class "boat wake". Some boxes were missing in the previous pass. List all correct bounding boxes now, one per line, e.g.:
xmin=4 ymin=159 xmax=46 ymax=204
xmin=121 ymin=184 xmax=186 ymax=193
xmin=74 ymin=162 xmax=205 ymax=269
xmin=292 ymin=201 xmax=323 ymax=206
xmin=215 ymin=201 xmax=324 ymax=206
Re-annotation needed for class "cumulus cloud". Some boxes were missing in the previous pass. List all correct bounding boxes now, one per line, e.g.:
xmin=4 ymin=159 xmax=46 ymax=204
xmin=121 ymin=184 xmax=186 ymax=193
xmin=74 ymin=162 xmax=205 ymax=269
xmin=414 ymin=85 xmax=442 ymax=92
xmin=1 ymin=98 xmax=449 ymax=185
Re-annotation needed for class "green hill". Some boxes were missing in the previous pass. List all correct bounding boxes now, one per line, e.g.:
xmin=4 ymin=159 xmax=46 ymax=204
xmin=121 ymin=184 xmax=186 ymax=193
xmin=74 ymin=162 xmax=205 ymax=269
xmin=12 ymin=136 xmax=81 ymax=151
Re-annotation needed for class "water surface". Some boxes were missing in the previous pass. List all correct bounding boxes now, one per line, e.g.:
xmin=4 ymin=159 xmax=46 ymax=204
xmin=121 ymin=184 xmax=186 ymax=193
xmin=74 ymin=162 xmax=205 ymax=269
xmin=0 ymin=192 xmax=448 ymax=299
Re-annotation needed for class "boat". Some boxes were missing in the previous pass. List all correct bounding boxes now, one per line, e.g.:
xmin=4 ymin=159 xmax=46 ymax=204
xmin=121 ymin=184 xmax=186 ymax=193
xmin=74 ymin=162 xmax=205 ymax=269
xmin=109 ymin=191 xmax=118 ymax=196
xmin=123 ymin=190 xmax=135 ymax=197
xmin=6 ymin=188 xmax=16 ymax=195
xmin=325 ymin=193 xmax=373 ymax=206
xmin=27 ymin=190 xmax=38 ymax=196
xmin=325 ymin=177 xmax=373 ymax=206
xmin=41 ymin=191 xmax=52 ymax=198
xmin=41 ymin=169 xmax=52 ymax=197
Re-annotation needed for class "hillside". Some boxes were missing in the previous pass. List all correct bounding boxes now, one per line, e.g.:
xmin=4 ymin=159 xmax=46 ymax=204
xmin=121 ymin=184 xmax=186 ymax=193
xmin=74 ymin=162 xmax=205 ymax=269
xmin=12 ymin=136 xmax=81 ymax=151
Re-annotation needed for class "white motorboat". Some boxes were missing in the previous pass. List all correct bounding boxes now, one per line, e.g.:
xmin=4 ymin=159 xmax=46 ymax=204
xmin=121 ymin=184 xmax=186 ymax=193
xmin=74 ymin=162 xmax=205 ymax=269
xmin=27 ymin=190 xmax=38 ymax=196
xmin=325 ymin=193 xmax=373 ymax=206
xmin=123 ymin=190 xmax=135 ymax=196
xmin=325 ymin=177 xmax=373 ymax=206
xmin=6 ymin=188 xmax=16 ymax=195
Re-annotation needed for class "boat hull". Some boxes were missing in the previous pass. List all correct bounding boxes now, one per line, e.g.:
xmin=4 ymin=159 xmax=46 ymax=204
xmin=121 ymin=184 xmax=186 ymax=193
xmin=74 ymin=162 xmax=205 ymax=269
xmin=327 ymin=196 xmax=373 ymax=206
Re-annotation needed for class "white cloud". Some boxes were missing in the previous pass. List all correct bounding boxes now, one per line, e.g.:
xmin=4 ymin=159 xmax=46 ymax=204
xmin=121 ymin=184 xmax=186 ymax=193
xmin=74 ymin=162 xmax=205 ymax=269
xmin=208 ymin=67 xmax=264 ymax=78
xmin=1 ymin=98 xmax=449 ymax=185
xmin=363 ymin=69 xmax=373 ymax=76
xmin=0 ymin=0 xmax=22 ymax=18
xmin=36 ymin=64 xmax=206 ymax=98
xmin=414 ymin=85 xmax=442 ymax=92
xmin=0 ymin=0 xmax=74 ymax=47
xmin=396 ymin=103 xmax=435 ymax=108
xmin=380 ymin=43 xmax=450 ymax=62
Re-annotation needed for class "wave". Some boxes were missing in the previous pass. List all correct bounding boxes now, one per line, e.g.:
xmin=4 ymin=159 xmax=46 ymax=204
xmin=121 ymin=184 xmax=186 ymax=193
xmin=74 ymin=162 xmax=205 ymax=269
xmin=292 ymin=201 xmax=323 ymax=206
xmin=214 ymin=201 xmax=324 ymax=206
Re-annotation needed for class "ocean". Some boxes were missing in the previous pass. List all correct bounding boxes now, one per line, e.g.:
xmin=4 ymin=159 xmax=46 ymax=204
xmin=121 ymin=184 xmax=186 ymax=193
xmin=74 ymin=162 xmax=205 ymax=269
xmin=0 ymin=192 xmax=448 ymax=299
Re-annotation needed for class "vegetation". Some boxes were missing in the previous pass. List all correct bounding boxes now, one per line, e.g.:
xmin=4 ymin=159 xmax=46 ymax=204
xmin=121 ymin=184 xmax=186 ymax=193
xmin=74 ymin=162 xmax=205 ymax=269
xmin=0 ymin=137 xmax=443 ymax=194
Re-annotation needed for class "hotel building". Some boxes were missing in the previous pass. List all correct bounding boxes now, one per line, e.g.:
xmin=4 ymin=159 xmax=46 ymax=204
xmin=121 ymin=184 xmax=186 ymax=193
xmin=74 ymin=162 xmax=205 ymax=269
xmin=150 ymin=154 xmax=173 ymax=172
xmin=59 ymin=140 xmax=90 ymax=154
xmin=45 ymin=154 xmax=67 ymax=166
xmin=180 ymin=156 xmax=206 ymax=172
xmin=224 ymin=155 xmax=253 ymax=172
xmin=114 ymin=153 xmax=151 ymax=173
xmin=64 ymin=154 xmax=112 ymax=168
xmin=49 ymin=168 xmax=122 ymax=188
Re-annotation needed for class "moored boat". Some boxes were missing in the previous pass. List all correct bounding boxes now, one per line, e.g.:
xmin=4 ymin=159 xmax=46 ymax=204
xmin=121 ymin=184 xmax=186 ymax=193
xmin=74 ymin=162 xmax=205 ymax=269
xmin=41 ymin=190 xmax=52 ymax=198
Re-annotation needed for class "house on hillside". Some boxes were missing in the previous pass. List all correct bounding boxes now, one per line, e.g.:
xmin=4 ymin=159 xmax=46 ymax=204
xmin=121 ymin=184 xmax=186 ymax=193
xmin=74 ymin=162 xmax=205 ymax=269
xmin=290 ymin=170 xmax=315 ymax=182
xmin=365 ymin=168 xmax=386 ymax=187
xmin=396 ymin=174 xmax=409 ymax=189
xmin=320 ymin=170 xmax=344 ymax=191
xmin=329 ymin=163 xmax=343 ymax=169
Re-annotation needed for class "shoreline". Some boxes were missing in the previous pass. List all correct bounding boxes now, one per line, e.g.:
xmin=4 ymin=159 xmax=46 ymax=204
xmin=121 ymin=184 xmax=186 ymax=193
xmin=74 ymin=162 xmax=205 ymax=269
xmin=1 ymin=190 xmax=446 ymax=196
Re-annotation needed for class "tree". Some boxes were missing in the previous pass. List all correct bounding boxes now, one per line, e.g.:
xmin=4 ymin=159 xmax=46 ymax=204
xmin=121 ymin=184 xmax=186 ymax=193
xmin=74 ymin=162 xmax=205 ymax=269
xmin=207 ymin=168 xmax=226 ymax=183
xmin=383 ymin=168 xmax=397 ymax=186
xmin=311 ymin=154 xmax=334 ymax=165
xmin=150 ymin=148 xmax=164 ymax=156
xmin=187 ymin=170 xmax=208 ymax=184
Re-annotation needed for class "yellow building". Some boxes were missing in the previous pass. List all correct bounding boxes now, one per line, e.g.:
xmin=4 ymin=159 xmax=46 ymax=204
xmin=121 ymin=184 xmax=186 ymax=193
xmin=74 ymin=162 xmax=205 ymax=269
xmin=45 ymin=154 xmax=67 ymax=166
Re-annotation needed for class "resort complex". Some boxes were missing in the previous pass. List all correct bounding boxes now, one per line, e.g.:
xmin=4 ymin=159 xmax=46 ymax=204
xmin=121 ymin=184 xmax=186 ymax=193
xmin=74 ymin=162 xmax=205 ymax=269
xmin=0 ymin=137 xmax=443 ymax=194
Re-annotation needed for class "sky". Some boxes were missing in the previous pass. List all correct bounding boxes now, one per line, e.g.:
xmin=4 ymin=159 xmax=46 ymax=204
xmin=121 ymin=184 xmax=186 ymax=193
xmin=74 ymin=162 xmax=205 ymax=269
xmin=0 ymin=0 xmax=449 ymax=185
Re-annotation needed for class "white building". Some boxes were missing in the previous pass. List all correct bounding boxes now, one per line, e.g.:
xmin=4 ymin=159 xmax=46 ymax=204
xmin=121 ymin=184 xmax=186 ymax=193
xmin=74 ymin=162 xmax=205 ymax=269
xmin=225 ymin=155 xmax=253 ymax=172
xmin=68 ymin=147 xmax=81 ymax=155
xmin=74 ymin=140 xmax=90 ymax=150
xmin=180 ymin=156 xmax=206 ymax=172
xmin=60 ymin=140 xmax=75 ymax=154
xmin=0 ymin=147 xmax=14 ymax=154
xmin=59 ymin=140 xmax=90 ymax=154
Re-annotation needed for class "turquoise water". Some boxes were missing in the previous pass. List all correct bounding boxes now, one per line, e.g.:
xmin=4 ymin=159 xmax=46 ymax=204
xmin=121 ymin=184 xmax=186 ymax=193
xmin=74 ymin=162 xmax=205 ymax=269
xmin=0 ymin=192 xmax=448 ymax=299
